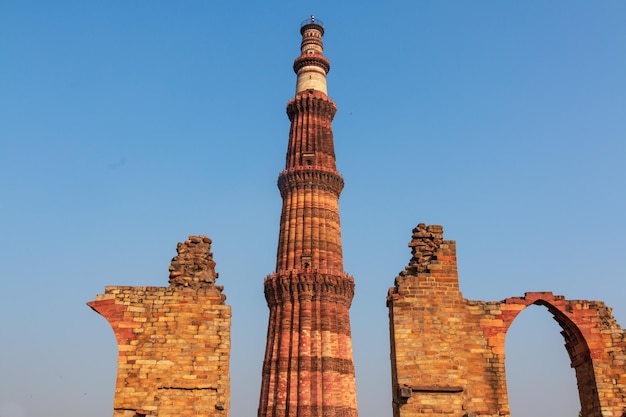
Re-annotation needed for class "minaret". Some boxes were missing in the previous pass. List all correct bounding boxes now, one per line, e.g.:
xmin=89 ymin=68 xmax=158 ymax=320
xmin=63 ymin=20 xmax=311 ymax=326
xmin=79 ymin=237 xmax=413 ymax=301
xmin=258 ymin=17 xmax=359 ymax=417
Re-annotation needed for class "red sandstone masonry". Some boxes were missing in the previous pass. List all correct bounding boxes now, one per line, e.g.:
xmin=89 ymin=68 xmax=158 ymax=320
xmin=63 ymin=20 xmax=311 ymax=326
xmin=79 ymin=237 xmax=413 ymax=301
xmin=388 ymin=224 xmax=626 ymax=417
xmin=87 ymin=16 xmax=626 ymax=417
xmin=259 ymin=19 xmax=358 ymax=417
xmin=88 ymin=236 xmax=231 ymax=417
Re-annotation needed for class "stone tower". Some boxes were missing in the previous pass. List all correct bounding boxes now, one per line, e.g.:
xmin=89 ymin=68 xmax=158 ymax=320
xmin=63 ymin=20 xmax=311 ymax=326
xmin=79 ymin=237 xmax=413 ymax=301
xmin=258 ymin=17 xmax=359 ymax=417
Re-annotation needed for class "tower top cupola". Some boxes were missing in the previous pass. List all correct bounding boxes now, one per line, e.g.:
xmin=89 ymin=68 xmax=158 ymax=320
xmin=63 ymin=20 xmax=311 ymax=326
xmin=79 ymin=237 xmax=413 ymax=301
xmin=294 ymin=15 xmax=330 ymax=95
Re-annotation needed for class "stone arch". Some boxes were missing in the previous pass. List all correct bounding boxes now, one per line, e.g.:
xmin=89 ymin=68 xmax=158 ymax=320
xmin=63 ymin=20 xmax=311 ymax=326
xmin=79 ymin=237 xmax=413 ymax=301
xmin=501 ymin=294 xmax=598 ymax=416
xmin=492 ymin=292 xmax=624 ymax=417
xmin=533 ymin=298 xmax=599 ymax=416
xmin=388 ymin=225 xmax=625 ymax=417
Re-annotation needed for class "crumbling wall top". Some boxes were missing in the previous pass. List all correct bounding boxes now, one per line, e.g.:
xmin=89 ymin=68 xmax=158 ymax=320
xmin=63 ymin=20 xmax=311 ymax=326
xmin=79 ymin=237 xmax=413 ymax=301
xmin=168 ymin=235 xmax=221 ymax=290
xmin=399 ymin=223 xmax=446 ymax=276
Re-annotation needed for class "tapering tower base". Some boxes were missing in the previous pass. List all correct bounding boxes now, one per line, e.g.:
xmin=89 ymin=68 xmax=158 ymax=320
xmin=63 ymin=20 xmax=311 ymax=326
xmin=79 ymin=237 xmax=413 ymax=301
xmin=260 ymin=270 xmax=357 ymax=417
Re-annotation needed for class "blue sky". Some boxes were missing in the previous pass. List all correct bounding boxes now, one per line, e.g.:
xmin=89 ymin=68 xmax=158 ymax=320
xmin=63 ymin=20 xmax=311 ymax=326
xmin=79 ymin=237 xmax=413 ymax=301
xmin=1 ymin=2 xmax=625 ymax=417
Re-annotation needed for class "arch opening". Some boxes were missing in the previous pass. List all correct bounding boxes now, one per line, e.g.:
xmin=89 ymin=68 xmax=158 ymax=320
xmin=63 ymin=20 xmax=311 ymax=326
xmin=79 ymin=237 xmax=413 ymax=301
xmin=505 ymin=304 xmax=580 ymax=417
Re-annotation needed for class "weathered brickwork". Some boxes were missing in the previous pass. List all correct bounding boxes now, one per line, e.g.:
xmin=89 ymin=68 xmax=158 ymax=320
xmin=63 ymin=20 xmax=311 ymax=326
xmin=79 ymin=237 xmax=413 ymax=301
xmin=87 ymin=18 xmax=626 ymax=417
xmin=88 ymin=236 xmax=230 ymax=417
xmin=168 ymin=235 xmax=220 ymax=288
xmin=388 ymin=224 xmax=626 ymax=417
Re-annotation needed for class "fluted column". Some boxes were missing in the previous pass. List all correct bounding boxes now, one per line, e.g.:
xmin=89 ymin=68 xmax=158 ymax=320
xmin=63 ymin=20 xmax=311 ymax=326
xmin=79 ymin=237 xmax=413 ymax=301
xmin=259 ymin=17 xmax=358 ymax=417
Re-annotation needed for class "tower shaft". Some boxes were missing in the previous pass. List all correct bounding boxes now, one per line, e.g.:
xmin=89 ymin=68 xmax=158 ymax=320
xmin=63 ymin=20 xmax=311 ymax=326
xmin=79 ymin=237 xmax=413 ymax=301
xmin=259 ymin=17 xmax=358 ymax=417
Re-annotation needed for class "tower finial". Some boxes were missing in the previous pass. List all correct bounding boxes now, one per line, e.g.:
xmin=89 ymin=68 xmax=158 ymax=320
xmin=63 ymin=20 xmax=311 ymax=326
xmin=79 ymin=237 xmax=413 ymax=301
xmin=295 ymin=16 xmax=329 ymax=94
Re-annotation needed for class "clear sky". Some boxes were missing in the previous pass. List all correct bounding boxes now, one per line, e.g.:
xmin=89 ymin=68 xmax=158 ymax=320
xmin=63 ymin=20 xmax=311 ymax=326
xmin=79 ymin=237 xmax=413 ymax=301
xmin=1 ymin=2 xmax=625 ymax=417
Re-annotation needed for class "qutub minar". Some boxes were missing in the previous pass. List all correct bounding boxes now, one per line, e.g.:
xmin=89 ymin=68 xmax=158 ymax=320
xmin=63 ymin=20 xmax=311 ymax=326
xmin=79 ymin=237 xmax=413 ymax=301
xmin=88 ymin=16 xmax=626 ymax=417
xmin=258 ymin=16 xmax=358 ymax=417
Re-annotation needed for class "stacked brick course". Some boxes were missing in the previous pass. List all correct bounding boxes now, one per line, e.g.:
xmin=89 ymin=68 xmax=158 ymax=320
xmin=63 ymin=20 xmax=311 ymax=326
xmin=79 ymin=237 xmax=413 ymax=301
xmin=168 ymin=235 xmax=220 ymax=289
xmin=88 ymin=236 xmax=230 ymax=417
xmin=388 ymin=224 xmax=626 ymax=417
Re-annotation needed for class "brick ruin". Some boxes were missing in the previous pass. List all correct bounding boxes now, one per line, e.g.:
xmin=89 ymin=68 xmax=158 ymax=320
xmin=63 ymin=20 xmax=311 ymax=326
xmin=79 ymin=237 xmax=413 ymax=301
xmin=387 ymin=224 xmax=626 ymax=417
xmin=88 ymin=236 xmax=230 ymax=417
xmin=88 ymin=226 xmax=626 ymax=417
xmin=88 ymin=17 xmax=625 ymax=417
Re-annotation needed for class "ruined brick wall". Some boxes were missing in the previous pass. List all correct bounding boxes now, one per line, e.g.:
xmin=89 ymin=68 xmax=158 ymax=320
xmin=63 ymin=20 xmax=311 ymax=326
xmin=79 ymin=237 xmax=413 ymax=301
xmin=88 ymin=236 xmax=231 ymax=417
xmin=476 ymin=293 xmax=626 ymax=417
xmin=387 ymin=224 xmax=626 ymax=417
xmin=387 ymin=224 xmax=504 ymax=417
